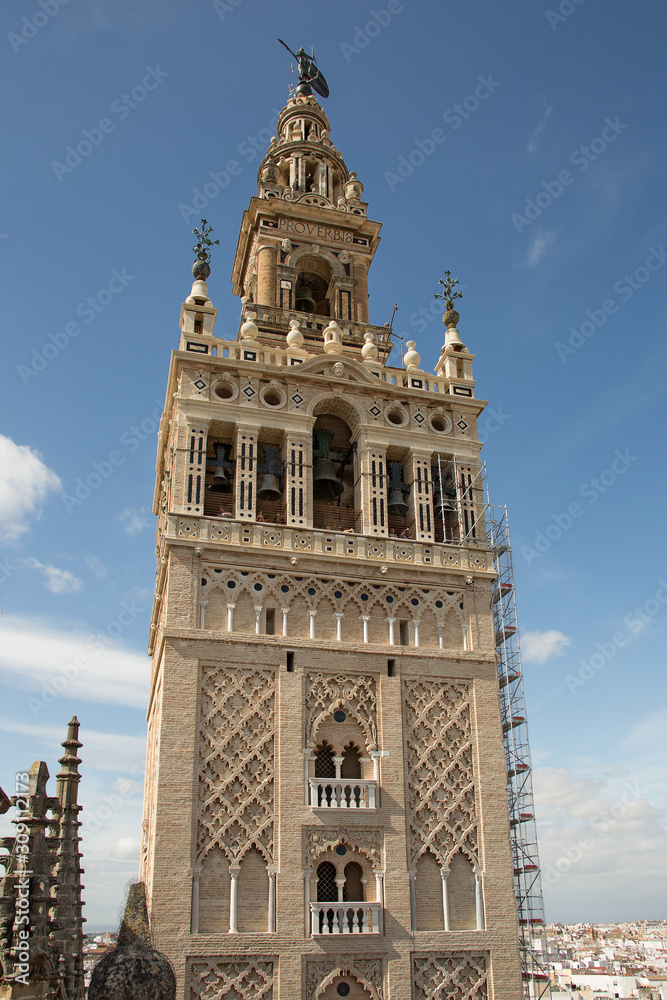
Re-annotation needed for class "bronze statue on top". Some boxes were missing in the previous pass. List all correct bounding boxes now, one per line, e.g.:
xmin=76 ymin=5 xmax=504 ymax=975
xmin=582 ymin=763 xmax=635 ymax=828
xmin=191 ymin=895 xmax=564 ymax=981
xmin=278 ymin=38 xmax=329 ymax=98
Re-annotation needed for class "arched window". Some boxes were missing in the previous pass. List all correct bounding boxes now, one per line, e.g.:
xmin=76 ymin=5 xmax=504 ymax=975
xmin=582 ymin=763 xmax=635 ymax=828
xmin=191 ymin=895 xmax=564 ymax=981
xmin=448 ymin=851 xmax=477 ymax=930
xmin=343 ymin=861 xmax=364 ymax=902
xmin=317 ymin=861 xmax=338 ymax=902
xmin=340 ymin=742 xmax=361 ymax=779
xmin=315 ymin=741 xmax=336 ymax=778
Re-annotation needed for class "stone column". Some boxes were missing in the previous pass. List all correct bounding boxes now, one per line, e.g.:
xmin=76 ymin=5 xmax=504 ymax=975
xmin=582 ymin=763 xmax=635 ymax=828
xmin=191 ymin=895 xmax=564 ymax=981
xmin=374 ymin=870 xmax=384 ymax=934
xmin=475 ymin=869 xmax=485 ymax=930
xmin=234 ymin=427 xmax=257 ymax=520
xmin=358 ymin=444 xmax=388 ymax=537
xmin=255 ymin=606 xmax=263 ymax=635
xmin=303 ymin=748 xmax=313 ymax=805
xmin=268 ymin=868 xmax=277 ymax=933
xmin=408 ymin=869 xmax=417 ymax=932
xmin=199 ymin=600 xmax=207 ymax=630
xmin=334 ymin=612 xmax=343 ymax=641
xmin=229 ymin=866 xmax=241 ymax=932
xmin=408 ymin=450 xmax=435 ymax=542
xmin=353 ymin=259 xmax=369 ymax=324
xmin=226 ymin=603 xmax=235 ymax=632
xmin=333 ymin=756 xmax=343 ymax=780
xmin=256 ymin=244 xmax=277 ymax=306
xmin=190 ymin=864 xmax=202 ymax=934
xmin=413 ymin=619 xmax=420 ymax=647
xmin=282 ymin=607 xmax=289 ymax=637
xmin=284 ymin=434 xmax=312 ymax=528
xmin=304 ymin=867 xmax=313 ymax=936
xmin=441 ymin=868 xmax=450 ymax=931
xmin=361 ymin=615 xmax=370 ymax=643
xmin=308 ymin=610 xmax=316 ymax=639
xmin=387 ymin=617 xmax=396 ymax=645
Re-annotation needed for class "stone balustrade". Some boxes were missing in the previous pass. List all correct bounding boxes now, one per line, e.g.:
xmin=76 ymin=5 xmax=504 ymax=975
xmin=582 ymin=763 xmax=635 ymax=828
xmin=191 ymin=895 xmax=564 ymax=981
xmin=309 ymin=778 xmax=377 ymax=810
xmin=310 ymin=901 xmax=381 ymax=935
xmin=167 ymin=514 xmax=492 ymax=574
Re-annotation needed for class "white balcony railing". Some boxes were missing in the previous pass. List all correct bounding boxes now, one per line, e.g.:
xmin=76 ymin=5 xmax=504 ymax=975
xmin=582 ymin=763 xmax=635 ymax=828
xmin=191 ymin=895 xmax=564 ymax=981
xmin=310 ymin=901 xmax=381 ymax=935
xmin=309 ymin=778 xmax=377 ymax=809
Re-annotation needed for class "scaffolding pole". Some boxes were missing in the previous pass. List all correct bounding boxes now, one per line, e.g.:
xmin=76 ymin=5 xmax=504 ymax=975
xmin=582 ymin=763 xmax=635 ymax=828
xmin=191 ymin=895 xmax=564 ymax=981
xmin=487 ymin=503 xmax=551 ymax=1000
xmin=431 ymin=460 xmax=551 ymax=995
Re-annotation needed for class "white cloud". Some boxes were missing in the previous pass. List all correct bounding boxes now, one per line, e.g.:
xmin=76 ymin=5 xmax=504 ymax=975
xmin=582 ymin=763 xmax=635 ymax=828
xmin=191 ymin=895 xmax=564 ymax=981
xmin=525 ymin=229 xmax=555 ymax=267
xmin=86 ymin=555 xmax=107 ymax=578
xmin=0 ymin=614 xmax=150 ymax=712
xmin=527 ymin=100 xmax=553 ymax=155
xmin=110 ymin=837 xmax=141 ymax=860
xmin=522 ymin=629 xmax=571 ymax=665
xmin=0 ymin=435 xmax=61 ymax=541
xmin=116 ymin=506 xmax=151 ymax=536
xmin=112 ymin=777 xmax=142 ymax=797
xmin=0 ymin=716 xmax=146 ymax=772
xmin=21 ymin=557 xmax=82 ymax=594
xmin=534 ymin=765 xmax=667 ymax=920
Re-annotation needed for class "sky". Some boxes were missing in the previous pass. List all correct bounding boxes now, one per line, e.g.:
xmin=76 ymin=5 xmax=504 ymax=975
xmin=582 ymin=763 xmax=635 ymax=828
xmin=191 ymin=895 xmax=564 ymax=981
xmin=1 ymin=0 xmax=665 ymax=930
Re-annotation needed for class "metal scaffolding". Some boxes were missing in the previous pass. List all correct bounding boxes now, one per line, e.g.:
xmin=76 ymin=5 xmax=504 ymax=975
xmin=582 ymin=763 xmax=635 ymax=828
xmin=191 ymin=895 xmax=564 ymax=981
xmin=434 ymin=458 xmax=551 ymax=999
xmin=488 ymin=504 xmax=551 ymax=1000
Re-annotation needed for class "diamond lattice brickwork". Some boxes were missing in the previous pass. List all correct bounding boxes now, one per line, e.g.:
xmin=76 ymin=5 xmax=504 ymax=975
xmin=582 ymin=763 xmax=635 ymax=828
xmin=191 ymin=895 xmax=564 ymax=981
xmin=198 ymin=665 xmax=275 ymax=863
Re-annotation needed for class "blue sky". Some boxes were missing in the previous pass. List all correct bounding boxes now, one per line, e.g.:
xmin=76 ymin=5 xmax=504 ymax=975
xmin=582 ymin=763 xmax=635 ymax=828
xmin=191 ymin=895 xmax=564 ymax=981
xmin=1 ymin=1 xmax=665 ymax=929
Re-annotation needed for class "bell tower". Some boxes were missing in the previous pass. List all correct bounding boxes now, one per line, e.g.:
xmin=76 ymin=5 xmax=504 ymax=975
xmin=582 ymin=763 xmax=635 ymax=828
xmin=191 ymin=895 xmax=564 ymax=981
xmin=141 ymin=63 xmax=525 ymax=1000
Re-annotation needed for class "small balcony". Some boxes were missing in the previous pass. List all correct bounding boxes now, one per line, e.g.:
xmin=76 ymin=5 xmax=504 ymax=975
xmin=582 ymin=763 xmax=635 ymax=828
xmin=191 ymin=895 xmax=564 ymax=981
xmin=310 ymin=902 xmax=382 ymax=935
xmin=309 ymin=778 xmax=377 ymax=810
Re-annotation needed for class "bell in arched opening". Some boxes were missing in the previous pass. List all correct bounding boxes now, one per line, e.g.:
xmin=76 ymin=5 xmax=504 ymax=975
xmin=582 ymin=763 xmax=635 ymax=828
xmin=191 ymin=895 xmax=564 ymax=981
xmin=207 ymin=443 xmax=234 ymax=493
xmin=295 ymin=282 xmax=317 ymax=313
xmin=257 ymin=445 xmax=283 ymax=501
xmin=387 ymin=461 xmax=410 ymax=517
xmin=312 ymin=428 xmax=344 ymax=500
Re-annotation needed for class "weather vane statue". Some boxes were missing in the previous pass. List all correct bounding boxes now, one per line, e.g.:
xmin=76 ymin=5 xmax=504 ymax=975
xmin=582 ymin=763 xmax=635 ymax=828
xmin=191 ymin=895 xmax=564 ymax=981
xmin=434 ymin=270 xmax=464 ymax=310
xmin=191 ymin=218 xmax=219 ymax=281
xmin=278 ymin=38 xmax=329 ymax=98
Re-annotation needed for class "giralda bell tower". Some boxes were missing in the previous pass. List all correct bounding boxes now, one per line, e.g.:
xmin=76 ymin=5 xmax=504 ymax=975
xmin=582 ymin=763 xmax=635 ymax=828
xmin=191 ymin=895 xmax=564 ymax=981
xmin=141 ymin=51 xmax=524 ymax=1000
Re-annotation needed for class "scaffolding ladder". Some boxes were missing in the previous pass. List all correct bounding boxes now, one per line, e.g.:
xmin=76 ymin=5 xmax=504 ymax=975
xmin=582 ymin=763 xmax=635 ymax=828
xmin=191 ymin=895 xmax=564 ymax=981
xmin=488 ymin=504 xmax=551 ymax=999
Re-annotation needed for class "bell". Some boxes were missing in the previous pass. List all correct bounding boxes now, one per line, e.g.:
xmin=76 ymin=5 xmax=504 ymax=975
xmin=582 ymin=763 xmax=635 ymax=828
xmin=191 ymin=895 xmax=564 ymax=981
xmin=257 ymin=473 xmax=281 ymax=501
xmin=433 ymin=486 xmax=456 ymax=516
xmin=313 ymin=457 xmax=344 ymax=499
xmin=295 ymin=284 xmax=317 ymax=313
xmin=388 ymin=488 xmax=409 ymax=517
xmin=208 ymin=465 xmax=231 ymax=492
